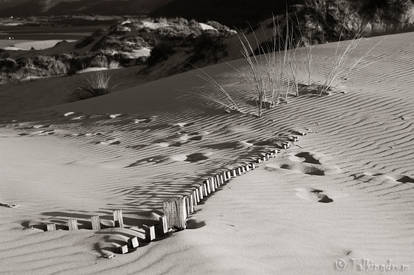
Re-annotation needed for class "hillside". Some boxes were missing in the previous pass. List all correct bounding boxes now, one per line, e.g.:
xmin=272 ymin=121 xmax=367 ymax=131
xmin=2 ymin=0 xmax=414 ymax=86
xmin=0 ymin=18 xmax=237 ymax=84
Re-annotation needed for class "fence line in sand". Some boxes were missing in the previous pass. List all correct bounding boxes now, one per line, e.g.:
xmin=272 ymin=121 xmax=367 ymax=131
xmin=40 ymin=130 xmax=308 ymax=256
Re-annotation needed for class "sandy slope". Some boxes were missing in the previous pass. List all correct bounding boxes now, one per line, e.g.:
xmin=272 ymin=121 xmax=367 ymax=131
xmin=0 ymin=32 xmax=414 ymax=274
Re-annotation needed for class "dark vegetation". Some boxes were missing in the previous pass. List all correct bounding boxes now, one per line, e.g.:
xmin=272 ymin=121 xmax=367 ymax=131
xmin=72 ymin=71 xmax=113 ymax=100
xmin=0 ymin=0 xmax=413 ymax=88
xmin=0 ymin=18 xmax=236 ymax=84
xmin=153 ymin=0 xmax=413 ymax=28
xmin=0 ymin=0 xmax=412 ymax=28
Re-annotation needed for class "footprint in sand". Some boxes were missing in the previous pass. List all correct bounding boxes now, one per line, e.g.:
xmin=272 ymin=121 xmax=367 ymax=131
xmin=125 ymin=155 xmax=168 ymax=167
xmin=351 ymin=172 xmax=414 ymax=189
xmin=35 ymin=130 xmax=55 ymax=136
xmin=154 ymin=131 xmax=206 ymax=148
xmin=96 ymin=139 xmax=121 ymax=146
xmin=173 ymin=122 xmax=195 ymax=128
xmin=204 ymin=140 xmax=253 ymax=150
xmin=185 ymin=152 xmax=211 ymax=163
xmin=0 ymin=202 xmax=17 ymax=208
xmin=397 ymin=175 xmax=414 ymax=183
xmin=169 ymin=152 xmax=212 ymax=163
xmin=295 ymin=188 xmax=334 ymax=203
xmin=266 ymin=151 xmax=340 ymax=177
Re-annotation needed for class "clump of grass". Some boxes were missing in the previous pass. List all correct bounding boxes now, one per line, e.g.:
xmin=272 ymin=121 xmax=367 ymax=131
xmin=197 ymin=69 xmax=240 ymax=113
xmin=316 ymin=32 xmax=382 ymax=96
xmin=239 ymin=14 xmax=293 ymax=117
xmin=318 ymin=34 xmax=362 ymax=95
xmin=75 ymin=71 xmax=113 ymax=100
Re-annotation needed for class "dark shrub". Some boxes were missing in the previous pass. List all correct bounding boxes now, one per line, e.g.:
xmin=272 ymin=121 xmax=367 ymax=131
xmin=73 ymin=71 xmax=112 ymax=100
xmin=147 ymin=41 xmax=176 ymax=66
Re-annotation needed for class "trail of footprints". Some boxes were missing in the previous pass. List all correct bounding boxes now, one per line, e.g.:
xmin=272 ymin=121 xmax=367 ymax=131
xmin=3 ymin=112 xmax=341 ymax=258
xmin=11 ymin=114 xmax=314 ymax=259
xmin=350 ymin=171 xmax=414 ymax=198
xmin=265 ymin=150 xmax=341 ymax=203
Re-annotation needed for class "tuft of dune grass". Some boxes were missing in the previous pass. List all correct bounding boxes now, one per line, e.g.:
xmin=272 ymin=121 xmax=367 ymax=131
xmin=74 ymin=71 xmax=113 ymax=100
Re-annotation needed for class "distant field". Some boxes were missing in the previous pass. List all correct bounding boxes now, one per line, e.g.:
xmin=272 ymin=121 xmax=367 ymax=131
xmin=0 ymin=39 xmax=77 ymax=50
xmin=0 ymin=39 xmax=30 ymax=48
xmin=0 ymin=25 xmax=107 ymax=40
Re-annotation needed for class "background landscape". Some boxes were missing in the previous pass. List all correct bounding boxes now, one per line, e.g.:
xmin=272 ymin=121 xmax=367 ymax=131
xmin=0 ymin=1 xmax=414 ymax=274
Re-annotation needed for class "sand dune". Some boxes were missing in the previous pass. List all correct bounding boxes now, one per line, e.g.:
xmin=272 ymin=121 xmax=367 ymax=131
xmin=0 ymin=32 xmax=413 ymax=274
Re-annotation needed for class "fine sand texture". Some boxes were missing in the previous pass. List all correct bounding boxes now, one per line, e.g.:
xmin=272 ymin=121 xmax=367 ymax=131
xmin=0 ymin=32 xmax=414 ymax=274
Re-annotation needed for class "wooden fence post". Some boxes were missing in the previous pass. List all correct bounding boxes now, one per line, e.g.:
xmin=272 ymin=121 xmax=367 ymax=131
xmin=210 ymin=178 xmax=216 ymax=192
xmin=128 ymin=236 xmax=139 ymax=249
xmin=46 ymin=223 xmax=56 ymax=231
xmin=91 ymin=216 xmax=101 ymax=230
xmin=193 ymin=190 xmax=198 ymax=205
xmin=117 ymin=244 xmax=128 ymax=254
xmin=231 ymin=169 xmax=237 ymax=177
xmin=198 ymin=185 xmax=204 ymax=200
xmin=237 ymin=167 xmax=242 ymax=176
xmin=152 ymin=212 xmax=168 ymax=236
xmin=226 ymin=171 xmax=232 ymax=180
xmin=68 ymin=218 xmax=78 ymax=231
xmin=163 ymin=198 xmax=187 ymax=230
xmin=189 ymin=193 xmax=195 ymax=213
xmin=113 ymin=210 xmax=124 ymax=228
xmin=206 ymin=180 xmax=211 ymax=194
xmin=220 ymin=174 xmax=225 ymax=185
xmin=184 ymin=196 xmax=190 ymax=216
xmin=143 ymin=224 xmax=156 ymax=242
xmin=223 ymin=171 xmax=229 ymax=181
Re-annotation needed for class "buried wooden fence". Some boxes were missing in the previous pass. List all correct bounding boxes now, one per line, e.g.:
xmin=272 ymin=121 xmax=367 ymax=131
xmin=39 ymin=132 xmax=306 ymax=256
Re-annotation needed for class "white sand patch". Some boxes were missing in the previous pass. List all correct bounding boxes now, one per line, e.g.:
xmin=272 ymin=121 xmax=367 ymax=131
xmin=2 ymin=40 xmax=75 ymax=51
xmin=64 ymin=112 xmax=75 ymax=117
xmin=170 ymin=154 xmax=187 ymax=162
xmin=120 ymin=19 xmax=132 ymax=25
xmin=240 ymin=140 xmax=254 ymax=147
xmin=142 ymin=20 xmax=169 ymax=30
xmin=71 ymin=116 xmax=84 ymax=120
xmin=121 ymin=48 xmax=151 ymax=59
xmin=157 ymin=142 xmax=170 ymax=148
xmin=20 ymin=75 xmax=45 ymax=82
xmin=3 ymin=46 xmax=22 ymax=51
xmin=178 ymin=134 xmax=190 ymax=142
xmin=32 ymin=124 xmax=49 ymax=129
xmin=199 ymin=23 xmax=217 ymax=31
xmin=98 ymin=139 xmax=120 ymax=146
xmin=174 ymin=122 xmax=188 ymax=127
xmin=0 ymin=22 xmax=23 ymax=26
xmin=109 ymin=114 xmax=122 ymax=119
xmin=133 ymin=118 xmax=147 ymax=124
xmin=76 ymin=67 xmax=108 ymax=74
